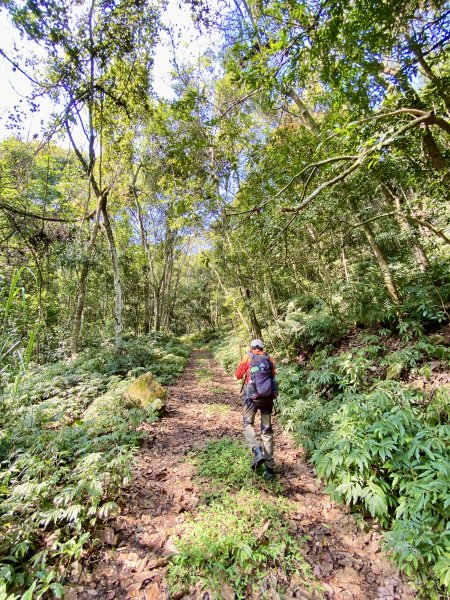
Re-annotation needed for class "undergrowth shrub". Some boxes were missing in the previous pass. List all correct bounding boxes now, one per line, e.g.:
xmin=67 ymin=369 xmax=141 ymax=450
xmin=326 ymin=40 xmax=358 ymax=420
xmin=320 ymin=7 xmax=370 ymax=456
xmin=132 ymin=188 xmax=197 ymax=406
xmin=275 ymin=326 xmax=450 ymax=597
xmin=180 ymin=329 xmax=221 ymax=347
xmin=0 ymin=334 xmax=189 ymax=596
xmin=279 ymin=302 xmax=349 ymax=350
xmin=211 ymin=337 xmax=242 ymax=375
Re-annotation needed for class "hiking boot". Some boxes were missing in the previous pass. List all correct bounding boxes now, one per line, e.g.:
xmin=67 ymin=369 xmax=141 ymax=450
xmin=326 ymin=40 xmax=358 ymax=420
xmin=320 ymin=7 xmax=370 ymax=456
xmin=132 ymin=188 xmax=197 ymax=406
xmin=251 ymin=446 xmax=265 ymax=470
xmin=263 ymin=466 xmax=275 ymax=480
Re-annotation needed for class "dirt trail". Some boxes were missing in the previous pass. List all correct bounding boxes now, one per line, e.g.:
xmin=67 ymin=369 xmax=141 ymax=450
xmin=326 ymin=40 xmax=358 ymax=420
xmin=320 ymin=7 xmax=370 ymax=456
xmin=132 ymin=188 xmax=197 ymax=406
xmin=72 ymin=351 xmax=415 ymax=600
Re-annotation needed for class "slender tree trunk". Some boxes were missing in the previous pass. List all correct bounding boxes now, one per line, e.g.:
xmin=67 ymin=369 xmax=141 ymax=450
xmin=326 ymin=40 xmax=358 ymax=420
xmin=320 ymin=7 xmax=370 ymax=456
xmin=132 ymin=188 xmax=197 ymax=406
xmin=422 ymin=128 xmax=450 ymax=184
xmin=159 ymin=240 xmax=174 ymax=330
xmin=131 ymin=169 xmax=152 ymax=333
xmin=209 ymin=262 xmax=251 ymax=335
xmin=154 ymin=287 xmax=162 ymax=332
xmin=220 ymin=225 xmax=262 ymax=338
xmin=341 ymin=243 xmax=350 ymax=284
xmin=67 ymin=5 xmax=100 ymax=357
xmin=166 ymin=265 xmax=183 ymax=329
xmin=382 ymin=184 xmax=431 ymax=272
xmin=215 ymin=285 xmax=220 ymax=328
xmin=143 ymin=271 xmax=150 ymax=333
xmin=339 ymin=232 xmax=351 ymax=284
xmin=71 ymin=198 xmax=102 ymax=357
xmin=264 ymin=274 xmax=280 ymax=320
xmin=241 ymin=285 xmax=262 ymax=339
xmin=287 ymin=89 xmax=321 ymax=136
xmin=350 ymin=199 xmax=401 ymax=305
xmin=100 ymin=193 xmax=123 ymax=351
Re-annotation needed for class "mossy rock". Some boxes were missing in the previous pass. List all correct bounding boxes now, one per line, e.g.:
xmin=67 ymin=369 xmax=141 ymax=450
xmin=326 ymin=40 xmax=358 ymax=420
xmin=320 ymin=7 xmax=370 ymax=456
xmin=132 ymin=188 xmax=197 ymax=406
xmin=123 ymin=371 xmax=167 ymax=416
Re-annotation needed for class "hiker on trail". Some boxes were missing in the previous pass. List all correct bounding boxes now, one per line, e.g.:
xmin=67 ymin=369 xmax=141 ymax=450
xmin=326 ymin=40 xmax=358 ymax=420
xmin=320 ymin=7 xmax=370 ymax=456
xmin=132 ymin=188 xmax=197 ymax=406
xmin=235 ymin=339 xmax=277 ymax=479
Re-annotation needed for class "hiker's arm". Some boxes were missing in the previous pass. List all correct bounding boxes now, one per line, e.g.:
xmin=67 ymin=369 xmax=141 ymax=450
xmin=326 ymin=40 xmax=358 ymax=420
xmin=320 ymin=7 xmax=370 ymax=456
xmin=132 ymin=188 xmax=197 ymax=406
xmin=235 ymin=361 xmax=248 ymax=380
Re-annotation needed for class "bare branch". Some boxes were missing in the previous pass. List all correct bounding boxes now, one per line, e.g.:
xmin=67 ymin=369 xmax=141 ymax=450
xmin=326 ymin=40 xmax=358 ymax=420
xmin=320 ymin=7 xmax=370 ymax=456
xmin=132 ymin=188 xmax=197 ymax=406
xmin=282 ymin=112 xmax=437 ymax=214
xmin=281 ymin=157 xmax=365 ymax=214
xmin=348 ymin=211 xmax=397 ymax=231
xmin=218 ymin=89 xmax=259 ymax=119
xmin=347 ymin=210 xmax=450 ymax=246
xmin=0 ymin=202 xmax=78 ymax=223
xmin=0 ymin=48 xmax=46 ymax=88
xmin=274 ymin=155 xmax=357 ymax=199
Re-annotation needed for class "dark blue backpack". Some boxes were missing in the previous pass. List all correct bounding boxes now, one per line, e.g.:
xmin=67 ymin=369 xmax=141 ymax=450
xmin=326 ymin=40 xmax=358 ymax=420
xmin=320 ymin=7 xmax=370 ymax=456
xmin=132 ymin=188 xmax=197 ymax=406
xmin=246 ymin=353 xmax=276 ymax=407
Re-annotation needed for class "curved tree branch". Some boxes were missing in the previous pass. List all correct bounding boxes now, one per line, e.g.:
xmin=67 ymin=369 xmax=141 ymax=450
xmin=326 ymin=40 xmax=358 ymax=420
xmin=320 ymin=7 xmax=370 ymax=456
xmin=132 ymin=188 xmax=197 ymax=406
xmin=0 ymin=202 xmax=78 ymax=223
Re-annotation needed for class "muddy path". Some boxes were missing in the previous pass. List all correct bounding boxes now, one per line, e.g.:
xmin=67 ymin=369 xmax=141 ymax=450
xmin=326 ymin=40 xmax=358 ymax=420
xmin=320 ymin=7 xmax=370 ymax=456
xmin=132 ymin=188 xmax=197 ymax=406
xmin=71 ymin=351 xmax=415 ymax=600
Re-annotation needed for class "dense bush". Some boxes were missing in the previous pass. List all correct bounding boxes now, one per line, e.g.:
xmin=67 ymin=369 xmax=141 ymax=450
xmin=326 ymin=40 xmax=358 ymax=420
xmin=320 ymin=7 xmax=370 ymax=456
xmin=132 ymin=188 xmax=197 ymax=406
xmin=275 ymin=326 xmax=450 ymax=597
xmin=0 ymin=334 xmax=189 ymax=597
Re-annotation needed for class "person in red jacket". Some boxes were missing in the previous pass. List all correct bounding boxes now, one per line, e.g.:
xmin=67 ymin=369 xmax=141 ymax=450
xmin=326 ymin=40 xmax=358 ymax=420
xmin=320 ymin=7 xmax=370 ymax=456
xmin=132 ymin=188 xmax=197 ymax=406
xmin=235 ymin=339 xmax=277 ymax=479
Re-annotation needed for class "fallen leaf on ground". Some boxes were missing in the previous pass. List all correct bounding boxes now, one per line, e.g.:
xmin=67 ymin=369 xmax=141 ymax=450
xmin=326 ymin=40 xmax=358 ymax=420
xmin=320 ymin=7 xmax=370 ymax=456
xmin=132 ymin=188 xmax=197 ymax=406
xmin=95 ymin=527 xmax=119 ymax=546
xmin=145 ymin=582 xmax=160 ymax=600
xmin=254 ymin=519 xmax=270 ymax=542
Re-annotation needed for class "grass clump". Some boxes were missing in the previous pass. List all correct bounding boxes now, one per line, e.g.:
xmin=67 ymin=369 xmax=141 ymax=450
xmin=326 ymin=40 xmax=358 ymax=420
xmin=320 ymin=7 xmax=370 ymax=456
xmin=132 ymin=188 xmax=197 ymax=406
xmin=167 ymin=490 xmax=314 ymax=599
xmin=169 ymin=438 xmax=315 ymax=598
xmin=202 ymin=403 xmax=230 ymax=416
xmin=196 ymin=367 xmax=214 ymax=383
xmin=194 ymin=438 xmax=252 ymax=489
xmin=209 ymin=384 xmax=227 ymax=395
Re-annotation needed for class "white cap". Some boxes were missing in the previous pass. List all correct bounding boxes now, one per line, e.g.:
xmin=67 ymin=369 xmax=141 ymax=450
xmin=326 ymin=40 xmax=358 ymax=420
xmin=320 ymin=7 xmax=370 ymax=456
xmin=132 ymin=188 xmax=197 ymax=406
xmin=250 ymin=339 xmax=264 ymax=349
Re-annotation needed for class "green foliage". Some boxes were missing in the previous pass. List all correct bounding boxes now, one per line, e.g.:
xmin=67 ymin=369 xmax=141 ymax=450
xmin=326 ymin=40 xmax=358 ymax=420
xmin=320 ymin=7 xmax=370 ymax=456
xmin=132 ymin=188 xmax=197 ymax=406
xmin=278 ymin=302 xmax=349 ymax=351
xmin=193 ymin=438 xmax=255 ymax=490
xmin=0 ymin=269 xmax=38 ymax=387
xmin=0 ymin=333 xmax=188 ymax=595
xmin=211 ymin=335 xmax=243 ymax=375
xmin=2 ymin=0 xmax=450 ymax=597
xmin=168 ymin=490 xmax=313 ymax=599
xmin=169 ymin=436 xmax=315 ymax=598
xmin=180 ymin=329 xmax=221 ymax=348
xmin=6 ymin=334 xmax=189 ymax=409
xmin=275 ymin=327 xmax=450 ymax=595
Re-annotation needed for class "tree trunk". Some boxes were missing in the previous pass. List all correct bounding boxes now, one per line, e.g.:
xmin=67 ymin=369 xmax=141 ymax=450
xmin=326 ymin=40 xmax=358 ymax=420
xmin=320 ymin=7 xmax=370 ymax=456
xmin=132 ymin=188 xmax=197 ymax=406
xmin=350 ymin=199 xmax=401 ymax=306
xmin=341 ymin=242 xmax=350 ymax=284
xmin=215 ymin=285 xmax=220 ymax=328
xmin=154 ymin=286 xmax=162 ymax=332
xmin=241 ymin=285 xmax=262 ymax=339
xmin=101 ymin=193 xmax=123 ymax=351
xmin=287 ymin=89 xmax=321 ymax=137
xmin=209 ymin=261 xmax=251 ymax=334
xmin=382 ymin=185 xmax=431 ymax=272
xmin=264 ymin=274 xmax=280 ymax=320
xmin=159 ymin=238 xmax=174 ymax=330
xmin=143 ymin=269 xmax=150 ymax=333
xmin=422 ymin=128 xmax=450 ymax=185
xmin=131 ymin=170 xmax=153 ymax=333
xmin=71 ymin=198 xmax=102 ymax=357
